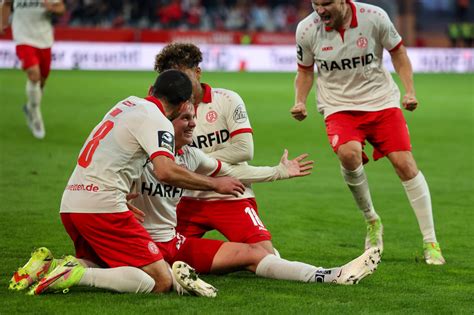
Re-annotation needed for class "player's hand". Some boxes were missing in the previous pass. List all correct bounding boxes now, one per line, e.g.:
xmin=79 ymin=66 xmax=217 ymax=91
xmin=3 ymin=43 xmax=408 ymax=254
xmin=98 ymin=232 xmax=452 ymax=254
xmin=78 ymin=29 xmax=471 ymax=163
xmin=279 ymin=149 xmax=314 ymax=178
xmin=402 ymin=93 xmax=418 ymax=111
xmin=290 ymin=102 xmax=308 ymax=121
xmin=212 ymin=176 xmax=245 ymax=197
xmin=126 ymin=193 xmax=145 ymax=223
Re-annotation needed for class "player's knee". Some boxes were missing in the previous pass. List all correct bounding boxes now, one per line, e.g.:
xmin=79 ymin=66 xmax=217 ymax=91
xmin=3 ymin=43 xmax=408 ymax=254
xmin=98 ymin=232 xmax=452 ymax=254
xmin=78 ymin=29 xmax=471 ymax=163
xmin=392 ymin=155 xmax=418 ymax=180
xmin=26 ymin=69 xmax=41 ymax=83
xmin=248 ymin=243 xmax=272 ymax=268
xmin=337 ymin=147 xmax=362 ymax=167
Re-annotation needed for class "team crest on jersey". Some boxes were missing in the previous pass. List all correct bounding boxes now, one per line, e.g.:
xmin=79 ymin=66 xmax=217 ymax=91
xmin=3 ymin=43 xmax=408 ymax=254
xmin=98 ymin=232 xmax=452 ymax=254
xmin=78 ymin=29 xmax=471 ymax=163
xmin=357 ymin=37 xmax=368 ymax=49
xmin=158 ymin=131 xmax=174 ymax=152
xmin=233 ymin=105 xmax=247 ymax=123
xmin=206 ymin=110 xmax=218 ymax=123
xmin=148 ymin=241 xmax=160 ymax=255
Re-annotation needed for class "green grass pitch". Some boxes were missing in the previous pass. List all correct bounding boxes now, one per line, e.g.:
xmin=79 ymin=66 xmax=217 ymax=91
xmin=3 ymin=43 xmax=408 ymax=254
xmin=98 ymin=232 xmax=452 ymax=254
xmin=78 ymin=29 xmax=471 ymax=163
xmin=0 ymin=69 xmax=473 ymax=314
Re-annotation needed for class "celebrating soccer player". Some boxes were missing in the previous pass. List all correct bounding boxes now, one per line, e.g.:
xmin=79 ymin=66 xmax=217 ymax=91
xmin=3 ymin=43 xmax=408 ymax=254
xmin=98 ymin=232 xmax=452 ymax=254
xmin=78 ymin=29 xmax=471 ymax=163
xmin=290 ymin=0 xmax=445 ymax=265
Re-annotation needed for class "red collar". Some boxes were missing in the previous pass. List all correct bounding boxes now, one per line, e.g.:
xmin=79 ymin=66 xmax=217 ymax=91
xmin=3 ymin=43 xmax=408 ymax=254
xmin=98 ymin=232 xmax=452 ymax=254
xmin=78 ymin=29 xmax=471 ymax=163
xmin=176 ymin=149 xmax=184 ymax=156
xmin=145 ymin=96 xmax=166 ymax=115
xmin=201 ymin=83 xmax=212 ymax=103
xmin=325 ymin=0 xmax=358 ymax=32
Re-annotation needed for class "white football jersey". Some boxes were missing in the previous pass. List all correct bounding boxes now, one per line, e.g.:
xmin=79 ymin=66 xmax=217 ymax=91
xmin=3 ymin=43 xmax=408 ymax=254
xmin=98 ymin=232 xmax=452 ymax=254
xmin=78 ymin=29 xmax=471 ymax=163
xmin=132 ymin=145 xmax=287 ymax=242
xmin=184 ymin=84 xmax=255 ymax=200
xmin=61 ymin=96 xmax=176 ymax=214
xmin=296 ymin=1 xmax=402 ymax=118
xmin=132 ymin=146 xmax=219 ymax=242
xmin=11 ymin=0 xmax=59 ymax=48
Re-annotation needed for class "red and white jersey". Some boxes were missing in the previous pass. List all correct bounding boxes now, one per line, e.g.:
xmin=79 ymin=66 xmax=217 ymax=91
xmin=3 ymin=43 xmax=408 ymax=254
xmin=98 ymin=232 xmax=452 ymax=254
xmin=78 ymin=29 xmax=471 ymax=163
xmin=184 ymin=83 xmax=255 ymax=200
xmin=61 ymin=96 xmax=175 ymax=214
xmin=132 ymin=146 xmax=219 ymax=242
xmin=296 ymin=1 xmax=402 ymax=118
xmin=11 ymin=0 xmax=59 ymax=48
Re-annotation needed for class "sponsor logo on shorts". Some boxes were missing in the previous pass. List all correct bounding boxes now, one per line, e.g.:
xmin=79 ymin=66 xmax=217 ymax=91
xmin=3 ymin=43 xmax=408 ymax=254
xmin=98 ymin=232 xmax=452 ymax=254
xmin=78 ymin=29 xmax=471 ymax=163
xmin=233 ymin=105 xmax=247 ymax=123
xmin=357 ymin=37 xmax=368 ymax=49
xmin=148 ymin=241 xmax=160 ymax=255
xmin=158 ymin=131 xmax=174 ymax=152
xmin=206 ymin=110 xmax=218 ymax=123
xmin=65 ymin=183 xmax=99 ymax=192
xmin=331 ymin=135 xmax=339 ymax=147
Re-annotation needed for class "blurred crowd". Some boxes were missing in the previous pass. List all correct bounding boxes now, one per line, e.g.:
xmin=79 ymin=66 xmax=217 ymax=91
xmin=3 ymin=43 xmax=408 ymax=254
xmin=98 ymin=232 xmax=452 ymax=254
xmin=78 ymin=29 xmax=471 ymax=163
xmin=59 ymin=0 xmax=311 ymax=32
xmin=47 ymin=0 xmax=473 ymax=47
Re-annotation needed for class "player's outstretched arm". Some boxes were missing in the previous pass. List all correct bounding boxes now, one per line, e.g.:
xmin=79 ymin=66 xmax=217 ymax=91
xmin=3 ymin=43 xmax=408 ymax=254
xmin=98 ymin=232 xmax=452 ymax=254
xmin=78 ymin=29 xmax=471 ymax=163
xmin=152 ymin=155 xmax=245 ymax=197
xmin=390 ymin=45 xmax=418 ymax=111
xmin=291 ymin=68 xmax=314 ymax=121
xmin=217 ymin=149 xmax=313 ymax=184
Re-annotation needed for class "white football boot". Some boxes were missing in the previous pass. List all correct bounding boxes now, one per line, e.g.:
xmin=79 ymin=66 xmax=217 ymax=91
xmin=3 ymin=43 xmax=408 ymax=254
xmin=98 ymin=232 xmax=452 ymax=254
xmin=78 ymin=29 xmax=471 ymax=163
xmin=172 ymin=261 xmax=217 ymax=298
xmin=334 ymin=247 xmax=381 ymax=285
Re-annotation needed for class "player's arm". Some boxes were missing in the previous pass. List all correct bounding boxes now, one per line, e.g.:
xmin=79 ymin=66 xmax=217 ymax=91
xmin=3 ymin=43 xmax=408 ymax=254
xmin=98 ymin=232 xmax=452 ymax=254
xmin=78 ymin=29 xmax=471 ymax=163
xmin=0 ymin=0 xmax=12 ymax=34
xmin=218 ymin=149 xmax=313 ymax=185
xmin=292 ymin=20 xmax=315 ymax=122
xmin=44 ymin=0 xmax=66 ymax=15
xmin=389 ymin=45 xmax=417 ymax=111
xmin=152 ymin=155 xmax=245 ymax=197
xmin=291 ymin=67 xmax=314 ymax=121
xmin=207 ymin=132 xmax=253 ymax=163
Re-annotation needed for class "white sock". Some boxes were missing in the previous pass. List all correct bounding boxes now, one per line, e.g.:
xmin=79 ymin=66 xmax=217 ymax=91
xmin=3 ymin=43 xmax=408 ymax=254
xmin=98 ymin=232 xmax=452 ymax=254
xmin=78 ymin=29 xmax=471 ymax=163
xmin=26 ymin=79 xmax=42 ymax=109
xmin=78 ymin=267 xmax=155 ymax=293
xmin=255 ymin=254 xmax=340 ymax=283
xmin=402 ymin=171 xmax=437 ymax=243
xmin=341 ymin=164 xmax=379 ymax=222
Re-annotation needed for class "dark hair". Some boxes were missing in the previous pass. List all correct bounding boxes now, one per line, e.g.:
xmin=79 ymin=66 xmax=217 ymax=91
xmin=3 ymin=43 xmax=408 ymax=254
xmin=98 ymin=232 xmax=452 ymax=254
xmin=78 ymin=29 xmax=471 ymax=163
xmin=154 ymin=43 xmax=203 ymax=73
xmin=152 ymin=69 xmax=192 ymax=107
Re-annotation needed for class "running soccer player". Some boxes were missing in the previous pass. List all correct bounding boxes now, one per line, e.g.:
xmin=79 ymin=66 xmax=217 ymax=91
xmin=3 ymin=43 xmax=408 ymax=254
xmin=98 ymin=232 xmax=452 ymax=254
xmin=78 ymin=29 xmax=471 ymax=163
xmin=290 ymin=0 xmax=445 ymax=264
xmin=154 ymin=43 xmax=278 ymax=256
xmin=10 ymin=70 xmax=245 ymax=296
xmin=1 ymin=0 xmax=65 ymax=139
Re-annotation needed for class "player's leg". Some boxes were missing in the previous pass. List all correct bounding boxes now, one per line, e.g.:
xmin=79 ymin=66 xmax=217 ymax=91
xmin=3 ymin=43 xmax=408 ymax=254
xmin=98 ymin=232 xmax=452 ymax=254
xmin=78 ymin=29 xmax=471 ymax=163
xmin=30 ymin=212 xmax=169 ymax=295
xmin=372 ymin=108 xmax=445 ymax=265
xmin=16 ymin=45 xmax=45 ymax=139
xmin=387 ymin=151 xmax=445 ymax=265
xmin=211 ymin=242 xmax=380 ymax=285
xmin=326 ymin=112 xmax=382 ymax=250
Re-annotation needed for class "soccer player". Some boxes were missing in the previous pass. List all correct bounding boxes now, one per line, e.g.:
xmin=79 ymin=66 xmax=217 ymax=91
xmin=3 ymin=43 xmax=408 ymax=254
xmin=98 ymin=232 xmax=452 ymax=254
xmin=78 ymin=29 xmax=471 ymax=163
xmin=130 ymin=102 xmax=381 ymax=286
xmin=154 ymin=43 xmax=278 ymax=256
xmin=290 ymin=0 xmax=445 ymax=264
xmin=0 ymin=0 xmax=65 ymax=139
xmin=10 ymin=70 xmax=245 ymax=296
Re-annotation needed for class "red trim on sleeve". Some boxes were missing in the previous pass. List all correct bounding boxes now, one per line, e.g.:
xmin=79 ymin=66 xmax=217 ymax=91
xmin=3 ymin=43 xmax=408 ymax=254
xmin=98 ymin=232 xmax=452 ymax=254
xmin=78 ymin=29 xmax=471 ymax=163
xmin=389 ymin=40 xmax=403 ymax=52
xmin=230 ymin=128 xmax=253 ymax=138
xmin=298 ymin=63 xmax=314 ymax=71
xmin=150 ymin=151 xmax=175 ymax=161
xmin=201 ymin=83 xmax=212 ymax=103
xmin=210 ymin=160 xmax=222 ymax=177
xmin=145 ymin=96 xmax=166 ymax=115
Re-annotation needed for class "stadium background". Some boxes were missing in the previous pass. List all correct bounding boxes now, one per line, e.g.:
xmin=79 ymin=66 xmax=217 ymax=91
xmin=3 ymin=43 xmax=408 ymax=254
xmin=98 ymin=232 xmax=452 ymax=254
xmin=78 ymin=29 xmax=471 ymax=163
xmin=0 ymin=0 xmax=473 ymax=314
